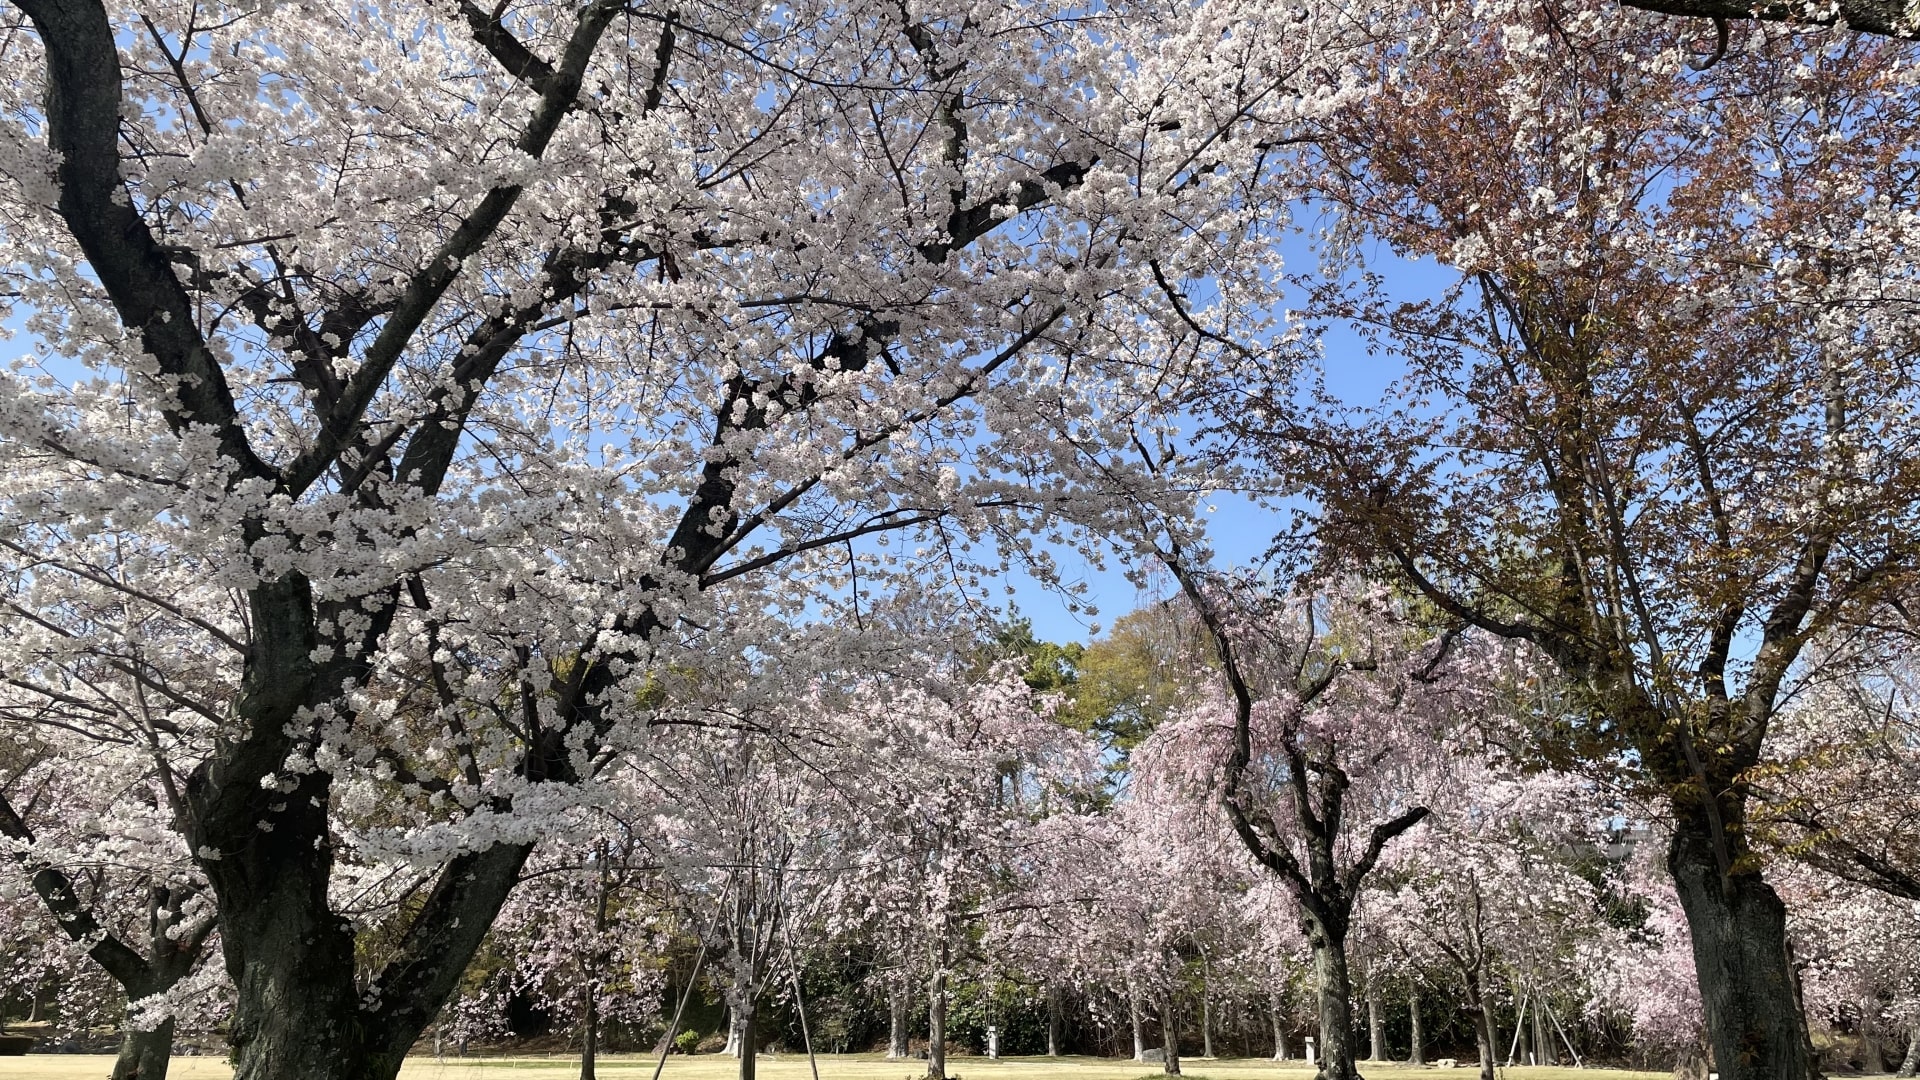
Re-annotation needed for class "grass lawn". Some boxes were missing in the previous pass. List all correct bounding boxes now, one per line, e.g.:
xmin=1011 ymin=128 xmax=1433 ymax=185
xmin=0 ymin=1053 xmax=1672 ymax=1080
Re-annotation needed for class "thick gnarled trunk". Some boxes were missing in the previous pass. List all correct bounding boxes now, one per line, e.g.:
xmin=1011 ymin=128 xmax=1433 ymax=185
xmin=1668 ymin=818 xmax=1815 ymax=1080
xmin=1895 ymin=1021 xmax=1920 ymax=1078
xmin=205 ymin=754 xmax=371 ymax=1080
xmin=111 ymin=1018 xmax=176 ymax=1080
xmin=204 ymin=787 xmax=532 ymax=1080
xmin=1306 ymin=913 xmax=1361 ymax=1080
xmin=200 ymin=753 xmax=532 ymax=1079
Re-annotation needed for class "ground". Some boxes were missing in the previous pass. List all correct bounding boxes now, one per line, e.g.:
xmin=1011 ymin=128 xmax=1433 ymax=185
xmin=0 ymin=1054 xmax=1671 ymax=1080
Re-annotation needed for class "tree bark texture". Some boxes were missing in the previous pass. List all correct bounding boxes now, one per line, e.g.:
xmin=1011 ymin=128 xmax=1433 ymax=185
xmin=1308 ymin=914 xmax=1363 ymax=1080
xmin=927 ymin=955 xmax=949 ymax=1080
xmin=1896 ymin=1022 xmax=1920 ymax=1078
xmin=1163 ymin=992 xmax=1183 ymax=1076
xmin=111 ymin=1019 xmax=177 ymax=1080
xmin=1463 ymin=967 xmax=1496 ymax=1080
xmin=1273 ymin=992 xmax=1289 ymax=1061
xmin=1669 ymin=819 xmax=1817 ymax=1080
xmin=1047 ymin=985 xmax=1063 ymax=1057
xmin=1367 ymin=976 xmax=1386 ymax=1061
xmin=1408 ymin=989 xmax=1424 ymax=1066
xmin=1132 ymin=986 xmax=1149 ymax=1062
xmin=889 ymin=987 xmax=912 ymax=1059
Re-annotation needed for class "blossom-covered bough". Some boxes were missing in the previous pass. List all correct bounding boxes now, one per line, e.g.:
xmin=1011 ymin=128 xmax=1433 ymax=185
xmin=0 ymin=0 xmax=1358 ymax=1072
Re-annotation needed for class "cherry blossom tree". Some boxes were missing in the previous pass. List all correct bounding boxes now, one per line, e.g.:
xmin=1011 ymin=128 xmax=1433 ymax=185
xmin=983 ymin=809 xmax=1154 ymax=1060
xmin=1756 ymin=657 xmax=1920 ymax=902
xmin=627 ymin=626 xmax=1095 ymax=1080
xmin=1372 ymin=766 xmax=1614 ymax=1080
xmin=0 ymin=0 xmax=1369 ymax=1070
xmin=0 ymin=712 xmax=220 ymax=1079
xmin=1586 ymin=841 xmax=1709 ymax=1070
xmin=1775 ymin=859 xmax=1920 ymax=1075
xmin=1099 ymin=756 xmax=1259 ymax=1075
xmin=847 ymin=666 xmax=1098 ymax=1079
xmin=1133 ymin=579 xmax=1512 ymax=1080
xmin=1234 ymin=6 xmax=1920 ymax=1079
xmin=452 ymin=832 xmax=666 ymax=1080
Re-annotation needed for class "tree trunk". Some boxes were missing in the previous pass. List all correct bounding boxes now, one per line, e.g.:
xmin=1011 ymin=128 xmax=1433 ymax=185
xmin=739 ymin=1006 xmax=757 ymax=1080
xmin=1479 ymin=990 xmax=1499 ymax=1080
xmin=1047 ymin=985 xmax=1063 ymax=1057
xmin=1667 ymin=820 xmax=1816 ymax=1080
xmin=205 ymin=745 xmax=528 ymax=1080
xmin=199 ymin=827 xmax=526 ymax=1080
xmin=583 ymin=859 xmax=609 ymax=1080
xmin=724 ymin=1005 xmax=741 ymax=1057
xmin=1306 ymin=912 xmax=1362 ymax=1080
xmin=1896 ymin=1021 xmax=1920 ymax=1078
xmin=889 ymin=986 xmax=912 ymax=1059
xmin=1132 ymin=985 xmax=1149 ymax=1062
xmin=188 ymin=583 xmax=537 ymax=1080
xmin=111 ymin=1018 xmax=176 ymax=1080
xmin=1201 ymin=954 xmax=1215 ymax=1059
xmin=1163 ymin=991 xmax=1183 ymax=1076
xmin=1460 ymin=965 xmax=1496 ymax=1080
xmin=1367 ymin=976 xmax=1386 ymax=1062
xmin=1409 ymin=988 xmax=1424 ymax=1066
xmin=217 ymin=860 xmax=371 ymax=1080
xmin=1863 ymin=1034 xmax=1889 ymax=1076
xmin=581 ymin=991 xmax=600 ymax=1080
xmin=1533 ymin=999 xmax=1556 ymax=1067
xmin=1273 ymin=991 xmax=1289 ymax=1061
xmin=927 ymin=950 xmax=949 ymax=1080
xmin=1514 ymin=998 xmax=1532 ymax=1066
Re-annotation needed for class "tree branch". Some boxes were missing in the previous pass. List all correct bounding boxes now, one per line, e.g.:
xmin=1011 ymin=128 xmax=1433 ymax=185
xmin=1618 ymin=0 xmax=1918 ymax=41
xmin=0 ymin=791 xmax=154 ymax=989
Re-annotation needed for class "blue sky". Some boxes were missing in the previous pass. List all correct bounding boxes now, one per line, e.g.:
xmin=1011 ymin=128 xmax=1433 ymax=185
xmin=1003 ymin=234 xmax=1456 ymax=646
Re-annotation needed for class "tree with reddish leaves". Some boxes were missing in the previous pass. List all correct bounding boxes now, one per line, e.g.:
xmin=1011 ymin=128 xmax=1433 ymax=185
xmin=1232 ymin=8 xmax=1920 ymax=1080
